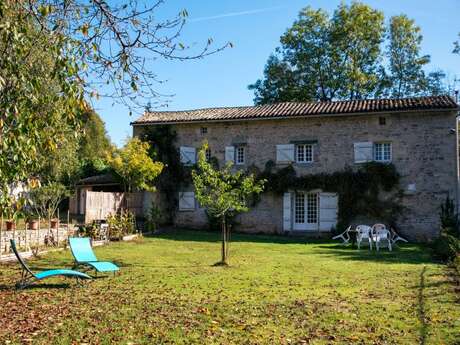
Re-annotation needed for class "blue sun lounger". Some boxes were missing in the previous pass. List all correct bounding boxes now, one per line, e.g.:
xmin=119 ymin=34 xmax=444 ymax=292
xmin=10 ymin=239 xmax=91 ymax=289
xmin=69 ymin=237 xmax=119 ymax=274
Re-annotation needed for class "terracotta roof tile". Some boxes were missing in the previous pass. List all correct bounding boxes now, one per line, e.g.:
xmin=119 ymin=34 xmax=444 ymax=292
xmin=132 ymin=95 xmax=458 ymax=125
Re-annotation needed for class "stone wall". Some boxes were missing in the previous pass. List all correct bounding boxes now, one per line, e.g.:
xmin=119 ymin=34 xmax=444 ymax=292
xmin=0 ymin=227 xmax=75 ymax=254
xmin=133 ymin=110 xmax=458 ymax=240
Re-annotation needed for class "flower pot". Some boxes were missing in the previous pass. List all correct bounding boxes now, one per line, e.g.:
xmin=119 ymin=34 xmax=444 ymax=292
xmin=50 ymin=219 xmax=59 ymax=229
xmin=28 ymin=220 xmax=39 ymax=230
xmin=6 ymin=221 xmax=16 ymax=231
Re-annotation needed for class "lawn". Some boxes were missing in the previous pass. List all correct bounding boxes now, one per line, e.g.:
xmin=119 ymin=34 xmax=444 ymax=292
xmin=0 ymin=230 xmax=459 ymax=344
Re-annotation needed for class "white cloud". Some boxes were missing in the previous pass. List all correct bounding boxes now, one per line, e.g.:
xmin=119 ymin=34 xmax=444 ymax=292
xmin=189 ymin=6 xmax=284 ymax=23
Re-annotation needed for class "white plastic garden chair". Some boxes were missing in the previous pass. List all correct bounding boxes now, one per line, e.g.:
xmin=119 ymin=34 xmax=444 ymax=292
xmin=332 ymin=226 xmax=351 ymax=245
xmin=371 ymin=224 xmax=392 ymax=251
xmin=356 ymin=225 xmax=372 ymax=250
xmin=390 ymin=228 xmax=408 ymax=245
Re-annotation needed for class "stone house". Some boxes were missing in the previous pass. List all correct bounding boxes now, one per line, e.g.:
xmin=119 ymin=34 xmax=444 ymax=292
xmin=132 ymin=96 xmax=459 ymax=240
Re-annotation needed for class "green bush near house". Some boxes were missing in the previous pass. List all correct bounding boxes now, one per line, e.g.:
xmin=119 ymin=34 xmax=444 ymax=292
xmin=432 ymin=196 xmax=460 ymax=261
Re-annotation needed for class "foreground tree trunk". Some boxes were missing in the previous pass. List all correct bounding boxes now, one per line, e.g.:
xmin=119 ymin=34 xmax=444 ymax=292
xmin=221 ymin=217 xmax=229 ymax=265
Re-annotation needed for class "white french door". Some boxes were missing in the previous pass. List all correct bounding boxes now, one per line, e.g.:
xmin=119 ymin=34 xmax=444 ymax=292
xmin=293 ymin=192 xmax=318 ymax=231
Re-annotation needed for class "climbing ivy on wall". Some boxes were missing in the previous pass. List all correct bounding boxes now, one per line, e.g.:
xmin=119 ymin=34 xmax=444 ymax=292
xmin=256 ymin=161 xmax=403 ymax=231
xmin=141 ymin=125 xmax=190 ymax=223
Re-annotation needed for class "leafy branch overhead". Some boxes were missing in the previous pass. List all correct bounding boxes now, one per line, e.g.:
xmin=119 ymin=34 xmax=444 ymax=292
xmin=26 ymin=0 xmax=232 ymax=110
xmin=249 ymin=3 xmax=447 ymax=104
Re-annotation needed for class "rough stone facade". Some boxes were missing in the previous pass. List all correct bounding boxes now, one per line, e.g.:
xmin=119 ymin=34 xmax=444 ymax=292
xmin=133 ymin=110 xmax=458 ymax=240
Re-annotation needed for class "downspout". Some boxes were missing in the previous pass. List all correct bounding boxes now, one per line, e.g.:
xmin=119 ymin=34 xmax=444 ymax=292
xmin=456 ymin=91 xmax=460 ymax=217
xmin=457 ymin=114 xmax=460 ymax=217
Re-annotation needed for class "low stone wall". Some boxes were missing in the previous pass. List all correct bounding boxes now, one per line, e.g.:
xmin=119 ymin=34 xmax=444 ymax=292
xmin=0 ymin=227 xmax=77 ymax=254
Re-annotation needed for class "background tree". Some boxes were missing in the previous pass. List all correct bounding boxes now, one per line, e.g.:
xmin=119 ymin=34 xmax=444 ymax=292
xmin=0 ymin=1 xmax=84 ymax=208
xmin=107 ymin=138 xmax=164 ymax=193
xmin=250 ymin=2 xmax=446 ymax=104
xmin=386 ymin=15 xmax=446 ymax=98
xmin=77 ymin=110 xmax=113 ymax=179
xmin=192 ymin=142 xmax=265 ymax=265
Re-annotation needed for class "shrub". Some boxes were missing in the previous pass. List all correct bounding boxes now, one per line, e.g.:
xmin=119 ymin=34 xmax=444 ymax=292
xmin=431 ymin=230 xmax=460 ymax=261
xmin=432 ymin=197 xmax=460 ymax=261
xmin=77 ymin=222 xmax=103 ymax=240
xmin=146 ymin=202 xmax=162 ymax=232
xmin=107 ymin=211 xmax=136 ymax=240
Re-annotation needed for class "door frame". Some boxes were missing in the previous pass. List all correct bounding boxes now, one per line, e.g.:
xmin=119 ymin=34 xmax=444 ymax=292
xmin=293 ymin=191 xmax=319 ymax=231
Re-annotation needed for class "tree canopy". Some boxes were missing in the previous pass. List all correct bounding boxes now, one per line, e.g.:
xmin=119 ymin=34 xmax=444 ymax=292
xmin=1 ymin=0 xmax=226 ymax=208
xmin=249 ymin=3 xmax=446 ymax=104
xmin=107 ymin=138 xmax=164 ymax=193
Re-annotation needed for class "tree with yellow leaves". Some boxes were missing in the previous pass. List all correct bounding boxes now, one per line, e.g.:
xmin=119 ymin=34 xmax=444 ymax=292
xmin=107 ymin=138 xmax=164 ymax=193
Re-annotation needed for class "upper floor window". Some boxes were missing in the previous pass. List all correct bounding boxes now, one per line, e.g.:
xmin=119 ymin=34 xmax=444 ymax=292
xmin=379 ymin=116 xmax=386 ymax=125
xmin=205 ymin=148 xmax=211 ymax=161
xmin=374 ymin=142 xmax=391 ymax=162
xmin=235 ymin=146 xmax=245 ymax=165
xmin=296 ymin=144 xmax=313 ymax=163
xmin=200 ymin=127 xmax=208 ymax=135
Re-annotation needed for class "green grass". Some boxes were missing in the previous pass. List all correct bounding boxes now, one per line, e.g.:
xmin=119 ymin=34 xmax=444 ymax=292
xmin=0 ymin=229 xmax=459 ymax=344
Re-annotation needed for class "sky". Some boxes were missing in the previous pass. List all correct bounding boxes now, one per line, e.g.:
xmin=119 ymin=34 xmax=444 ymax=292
xmin=93 ymin=0 xmax=460 ymax=147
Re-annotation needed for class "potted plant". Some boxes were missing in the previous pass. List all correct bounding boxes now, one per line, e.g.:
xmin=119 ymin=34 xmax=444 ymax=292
xmin=50 ymin=218 xmax=59 ymax=229
xmin=4 ymin=197 xmax=25 ymax=231
xmin=27 ymin=217 xmax=39 ymax=230
xmin=23 ymin=207 xmax=39 ymax=230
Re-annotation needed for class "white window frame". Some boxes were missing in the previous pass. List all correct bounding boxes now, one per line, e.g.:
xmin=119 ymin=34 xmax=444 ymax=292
xmin=235 ymin=146 xmax=245 ymax=165
xmin=295 ymin=144 xmax=313 ymax=164
xmin=373 ymin=142 xmax=392 ymax=162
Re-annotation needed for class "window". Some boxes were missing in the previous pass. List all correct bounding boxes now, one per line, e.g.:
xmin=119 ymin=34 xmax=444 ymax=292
xmin=296 ymin=144 xmax=313 ymax=163
xmin=374 ymin=142 xmax=392 ymax=162
xmin=200 ymin=127 xmax=208 ymax=135
xmin=295 ymin=193 xmax=305 ymax=224
xmin=306 ymin=193 xmax=318 ymax=224
xmin=235 ymin=146 xmax=245 ymax=165
xmin=379 ymin=116 xmax=386 ymax=125
xmin=178 ymin=192 xmax=195 ymax=211
xmin=205 ymin=148 xmax=211 ymax=161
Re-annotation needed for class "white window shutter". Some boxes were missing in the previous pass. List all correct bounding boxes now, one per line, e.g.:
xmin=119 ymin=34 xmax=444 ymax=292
xmin=180 ymin=147 xmax=196 ymax=165
xmin=319 ymin=193 xmax=338 ymax=231
xmin=178 ymin=192 xmax=195 ymax=211
xmin=225 ymin=146 xmax=235 ymax=163
xmin=283 ymin=192 xmax=292 ymax=231
xmin=354 ymin=142 xmax=373 ymax=163
xmin=276 ymin=144 xmax=295 ymax=163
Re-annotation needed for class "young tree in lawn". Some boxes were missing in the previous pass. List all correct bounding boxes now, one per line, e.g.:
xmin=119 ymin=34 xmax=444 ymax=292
xmin=107 ymin=138 xmax=164 ymax=193
xmin=192 ymin=142 xmax=265 ymax=265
